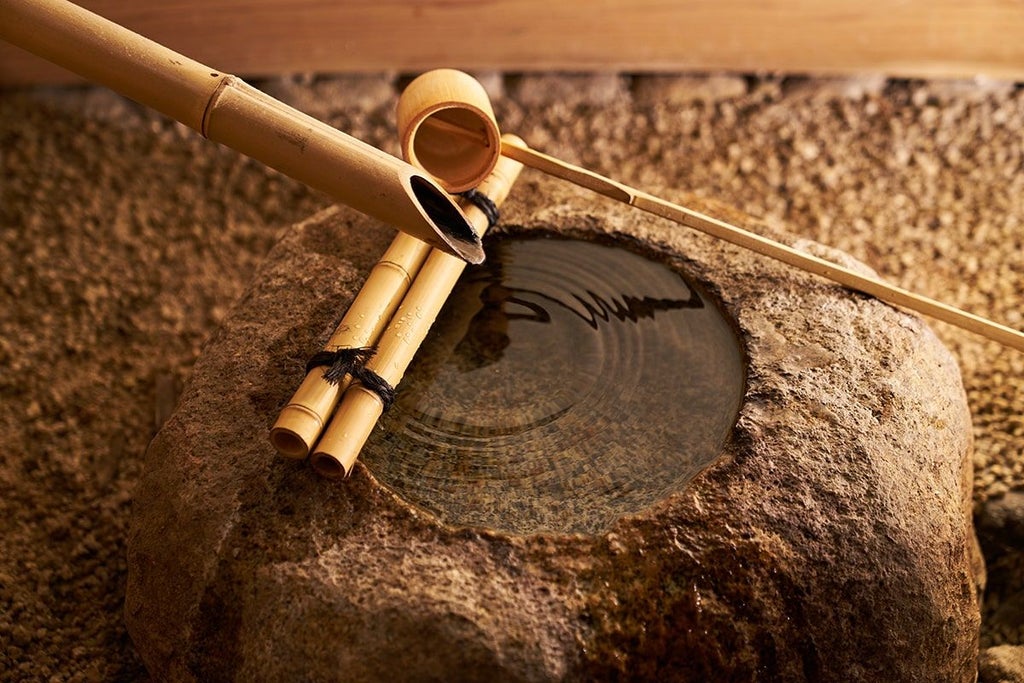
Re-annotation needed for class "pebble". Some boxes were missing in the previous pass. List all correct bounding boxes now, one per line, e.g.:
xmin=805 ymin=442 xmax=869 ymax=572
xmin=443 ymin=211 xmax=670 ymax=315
xmin=979 ymin=645 xmax=1024 ymax=683
xmin=260 ymin=72 xmax=398 ymax=120
xmin=507 ymin=73 xmax=629 ymax=107
xmin=631 ymin=73 xmax=747 ymax=105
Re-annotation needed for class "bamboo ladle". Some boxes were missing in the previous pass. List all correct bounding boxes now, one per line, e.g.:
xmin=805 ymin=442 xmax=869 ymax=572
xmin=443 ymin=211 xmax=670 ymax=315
xmin=0 ymin=0 xmax=484 ymax=263
xmin=398 ymin=69 xmax=1024 ymax=353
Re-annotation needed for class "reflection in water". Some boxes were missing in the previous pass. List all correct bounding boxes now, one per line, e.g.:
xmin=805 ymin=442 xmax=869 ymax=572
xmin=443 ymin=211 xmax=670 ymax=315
xmin=361 ymin=234 xmax=745 ymax=535
xmin=453 ymin=269 xmax=703 ymax=370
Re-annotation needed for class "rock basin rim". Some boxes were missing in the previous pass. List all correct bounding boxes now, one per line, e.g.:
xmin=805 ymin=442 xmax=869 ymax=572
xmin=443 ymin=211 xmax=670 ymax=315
xmin=125 ymin=185 xmax=981 ymax=681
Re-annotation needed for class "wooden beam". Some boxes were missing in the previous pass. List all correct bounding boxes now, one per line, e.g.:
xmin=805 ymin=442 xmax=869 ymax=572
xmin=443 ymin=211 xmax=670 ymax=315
xmin=3 ymin=0 xmax=1024 ymax=85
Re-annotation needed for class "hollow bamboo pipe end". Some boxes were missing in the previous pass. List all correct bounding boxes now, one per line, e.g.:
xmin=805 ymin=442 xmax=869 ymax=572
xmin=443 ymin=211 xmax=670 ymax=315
xmin=397 ymin=69 xmax=501 ymax=194
xmin=269 ymin=404 xmax=325 ymax=460
xmin=308 ymin=451 xmax=349 ymax=480
xmin=310 ymin=386 xmax=385 ymax=479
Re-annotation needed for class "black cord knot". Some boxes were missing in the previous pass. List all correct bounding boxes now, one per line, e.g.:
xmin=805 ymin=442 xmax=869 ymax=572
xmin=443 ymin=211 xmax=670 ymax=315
xmin=461 ymin=188 xmax=500 ymax=229
xmin=305 ymin=346 xmax=376 ymax=385
xmin=351 ymin=366 xmax=397 ymax=412
xmin=305 ymin=346 xmax=397 ymax=411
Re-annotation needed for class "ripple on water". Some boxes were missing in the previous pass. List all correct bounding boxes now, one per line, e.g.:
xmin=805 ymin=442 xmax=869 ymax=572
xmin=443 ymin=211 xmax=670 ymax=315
xmin=361 ymin=234 xmax=745 ymax=535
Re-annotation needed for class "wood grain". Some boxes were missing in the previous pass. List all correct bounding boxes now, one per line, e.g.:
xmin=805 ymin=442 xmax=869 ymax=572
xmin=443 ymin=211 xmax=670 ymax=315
xmin=3 ymin=0 xmax=1024 ymax=85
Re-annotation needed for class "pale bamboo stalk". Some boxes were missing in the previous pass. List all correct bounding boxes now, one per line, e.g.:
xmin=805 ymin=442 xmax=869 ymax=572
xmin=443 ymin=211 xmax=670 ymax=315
xmin=309 ymin=140 xmax=526 ymax=479
xmin=269 ymin=233 xmax=433 ymax=459
xmin=0 ymin=0 xmax=482 ymax=262
xmin=498 ymin=140 xmax=1024 ymax=352
xmin=396 ymin=68 xmax=501 ymax=193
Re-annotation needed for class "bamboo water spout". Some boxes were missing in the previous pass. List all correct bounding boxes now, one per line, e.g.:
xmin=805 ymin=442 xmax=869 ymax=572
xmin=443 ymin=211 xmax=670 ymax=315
xmin=0 ymin=0 xmax=483 ymax=262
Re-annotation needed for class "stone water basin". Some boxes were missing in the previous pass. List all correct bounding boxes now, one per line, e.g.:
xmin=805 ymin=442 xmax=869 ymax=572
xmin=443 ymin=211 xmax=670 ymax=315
xmin=126 ymin=180 xmax=981 ymax=681
xmin=364 ymin=234 xmax=745 ymax=535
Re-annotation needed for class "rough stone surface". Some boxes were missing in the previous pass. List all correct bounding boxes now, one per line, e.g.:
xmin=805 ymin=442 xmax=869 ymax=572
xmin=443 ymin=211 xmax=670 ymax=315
xmin=126 ymin=178 xmax=981 ymax=681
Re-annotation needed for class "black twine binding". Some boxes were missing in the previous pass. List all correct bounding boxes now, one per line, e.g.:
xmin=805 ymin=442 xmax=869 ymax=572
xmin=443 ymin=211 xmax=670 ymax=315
xmin=351 ymin=366 xmax=397 ymax=412
xmin=305 ymin=346 xmax=397 ymax=411
xmin=301 ymin=188 xmax=499 ymax=417
xmin=461 ymin=188 xmax=500 ymax=229
xmin=305 ymin=347 xmax=376 ymax=385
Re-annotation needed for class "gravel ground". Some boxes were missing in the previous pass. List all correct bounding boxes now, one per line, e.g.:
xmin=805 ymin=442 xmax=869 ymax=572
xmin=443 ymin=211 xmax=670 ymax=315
xmin=1 ymin=72 xmax=1022 ymax=680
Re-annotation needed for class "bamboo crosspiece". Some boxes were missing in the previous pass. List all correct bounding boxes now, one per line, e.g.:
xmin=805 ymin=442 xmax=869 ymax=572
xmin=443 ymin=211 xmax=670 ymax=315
xmin=269 ymin=233 xmax=433 ymax=459
xmin=310 ymin=146 xmax=526 ymax=478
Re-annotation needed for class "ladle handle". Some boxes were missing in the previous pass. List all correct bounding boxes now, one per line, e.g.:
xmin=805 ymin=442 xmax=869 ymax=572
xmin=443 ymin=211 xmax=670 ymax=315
xmin=499 ymin=139 xmax=1024 ymax=353
xmin=394 ymin=69 xmax=1023 ymax=350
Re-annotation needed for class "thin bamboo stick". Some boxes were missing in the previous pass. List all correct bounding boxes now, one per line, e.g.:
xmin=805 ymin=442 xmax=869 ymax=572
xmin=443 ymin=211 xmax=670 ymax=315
xmin=269 ymin=233 xmax=433 ymax=459
xmin=309 ymin=140 xmax=527 ymax=479
xmin=0 ymin=0 xmax=482 ymax=262
xmin=498 ymin=140 xmax=1024 ymax=352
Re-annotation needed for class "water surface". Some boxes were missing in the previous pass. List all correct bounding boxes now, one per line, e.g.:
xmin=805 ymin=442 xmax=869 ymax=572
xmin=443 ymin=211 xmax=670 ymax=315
xmin=362 ymin=234 xmax=745 ymax=534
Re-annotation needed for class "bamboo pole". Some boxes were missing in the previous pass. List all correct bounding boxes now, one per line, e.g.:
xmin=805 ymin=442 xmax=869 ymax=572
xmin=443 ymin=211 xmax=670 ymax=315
xmin=309 ymin=140 xmax=526 ymax=479
xmin=0 ymin=0 xmax=483 ymax=263
xmin=269 ymin=233 xmax=433 ymax=459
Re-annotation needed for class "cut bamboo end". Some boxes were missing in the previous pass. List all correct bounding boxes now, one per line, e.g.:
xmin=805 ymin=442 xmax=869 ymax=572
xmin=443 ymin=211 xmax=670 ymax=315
xmin=271 ymin=370 xmax=346 ymax=459
xmin=405 ymin=175 xmax=485 ymax=263
xmin=310 ymin=387 xmax=385 ymax=479
xmin=270 ymin=404 xmax=325 ymax=460
xmin=397 ymin=69 xmax=501 ymax=194
xmin=308 ymin=452 xmax=348 ymax=480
